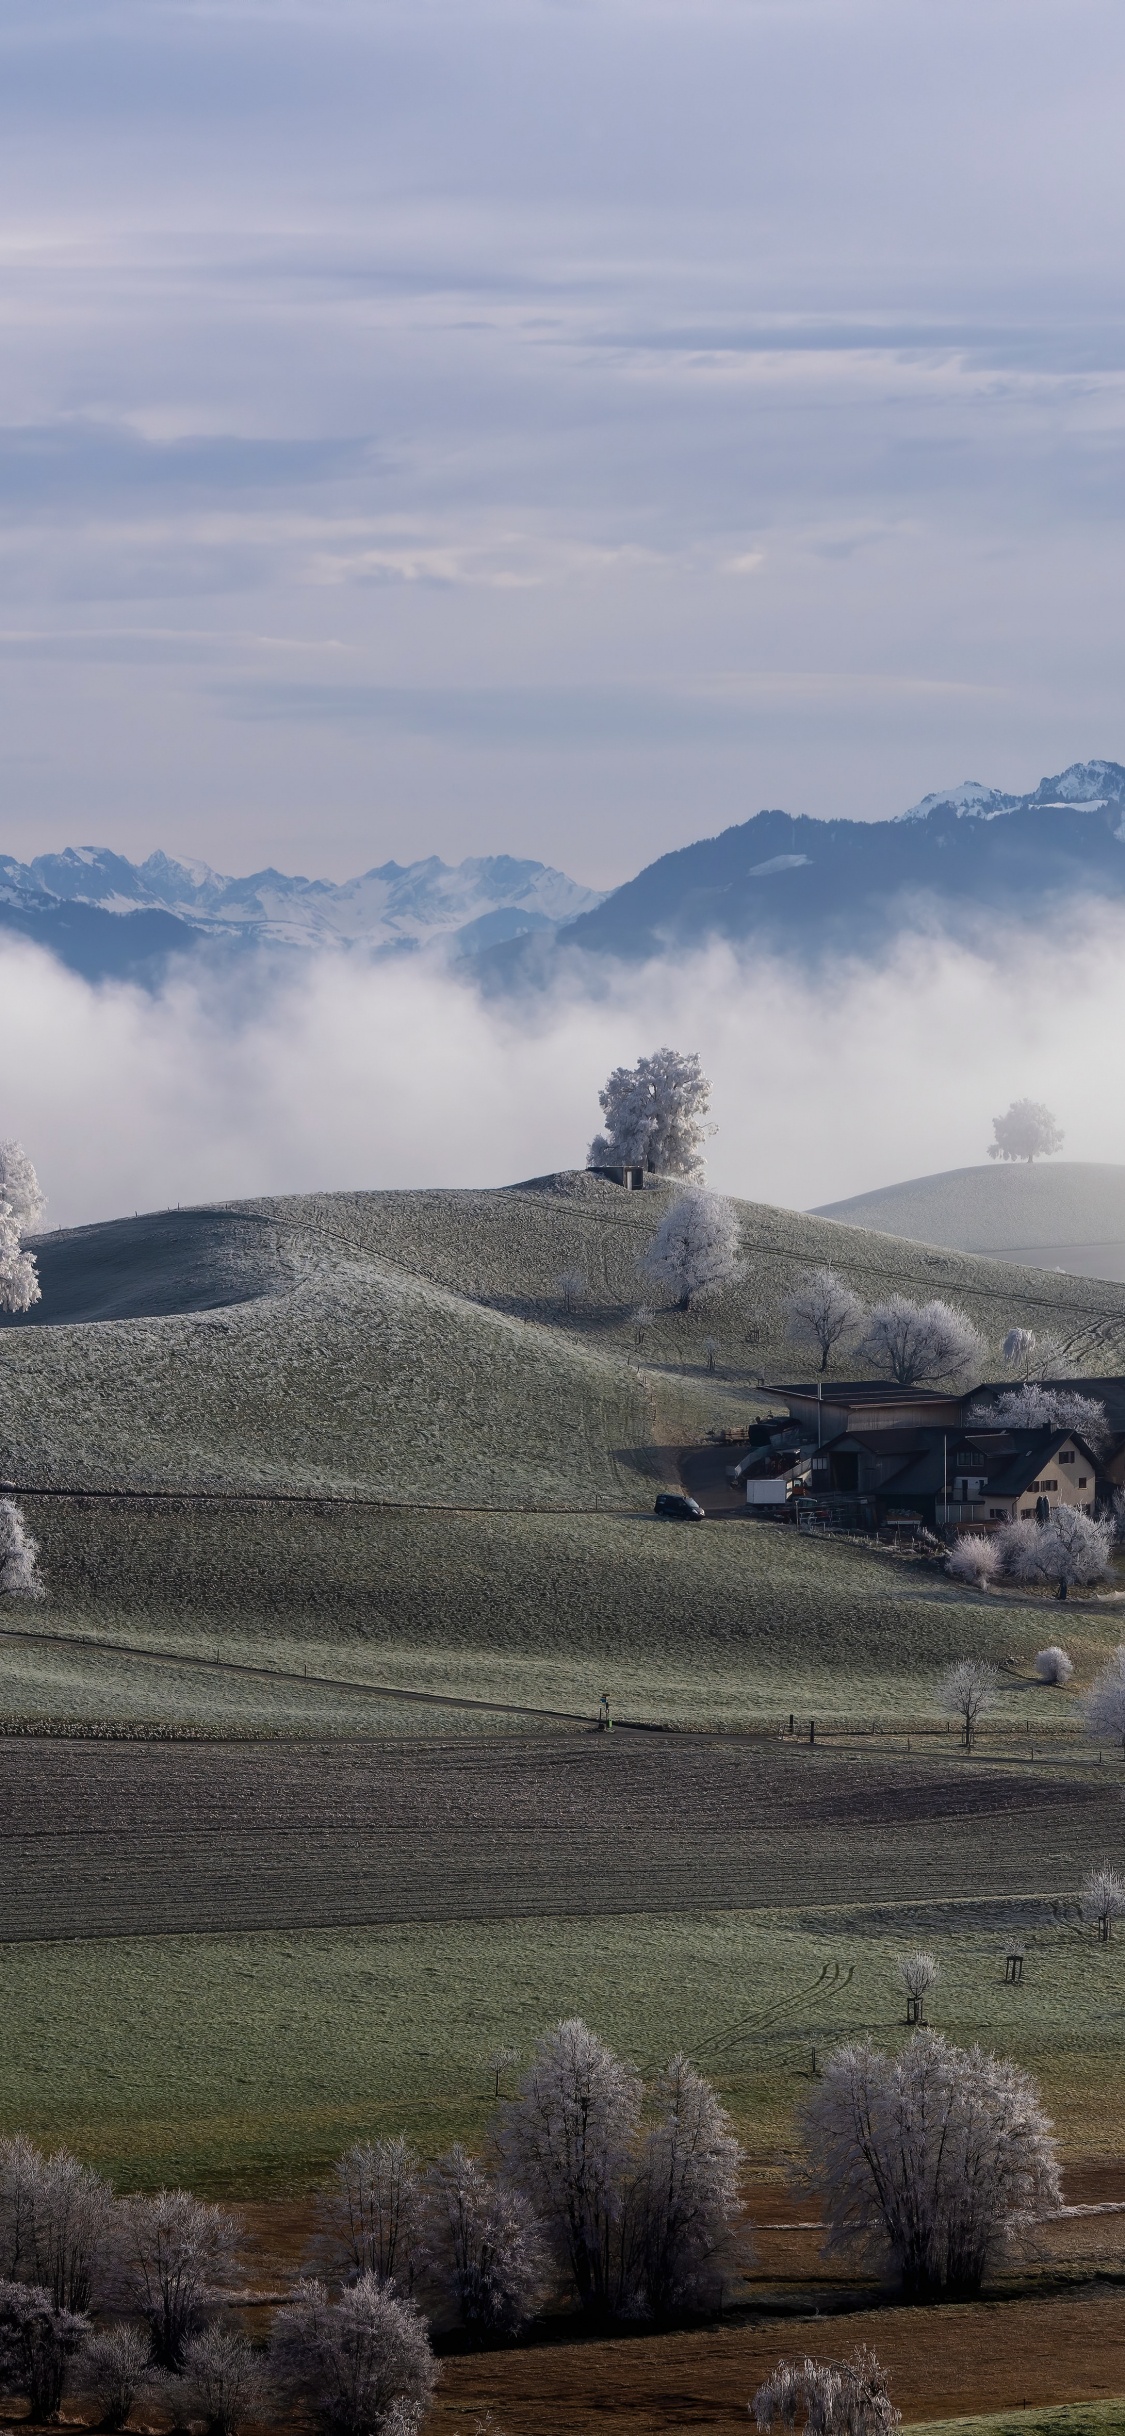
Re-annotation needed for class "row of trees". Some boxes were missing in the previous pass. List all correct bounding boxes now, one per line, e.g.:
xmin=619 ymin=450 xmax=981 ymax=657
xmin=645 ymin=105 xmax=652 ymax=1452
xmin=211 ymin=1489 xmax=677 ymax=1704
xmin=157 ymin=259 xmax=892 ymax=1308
xmin=949 ymin=1505 xmax=1114 ymax=1601
xmin=0 ymin=2011 xmax=1070 ymax=2428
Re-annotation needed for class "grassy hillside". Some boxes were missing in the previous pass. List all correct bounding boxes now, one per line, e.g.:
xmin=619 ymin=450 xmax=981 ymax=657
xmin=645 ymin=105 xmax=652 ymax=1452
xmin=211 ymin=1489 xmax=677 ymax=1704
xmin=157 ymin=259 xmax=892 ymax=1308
xmin=1 ymin=1173 xmax=1125 ymax=1730
xmin=813 ymin=1162 xmax=1125 ymax=1283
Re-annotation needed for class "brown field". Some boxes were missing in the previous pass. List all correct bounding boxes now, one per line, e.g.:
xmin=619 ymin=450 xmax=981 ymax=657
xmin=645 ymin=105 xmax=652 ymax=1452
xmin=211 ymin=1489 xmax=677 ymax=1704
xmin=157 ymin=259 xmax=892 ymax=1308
xmin=0 ymin=1730 xmax=1119 ymax=1943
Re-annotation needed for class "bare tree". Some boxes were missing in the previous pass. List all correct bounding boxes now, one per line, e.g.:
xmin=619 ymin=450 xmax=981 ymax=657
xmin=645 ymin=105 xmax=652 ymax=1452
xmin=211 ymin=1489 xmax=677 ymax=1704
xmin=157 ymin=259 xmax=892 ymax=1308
xmin=271 ymin=2273 xmax=436 ymax=2436
xmin=589 ymin=1048 xmax=715 ymax=1179
xmin=498 ymin=2018 xmax=642 ymax=2316
xmin=937 ymin=1657 xmax=998 ymax=1751
xmin=115 ymin=2188 xmax=239 ymax=2370
xmin=998 ymin=1508 xmax=1113 ymax=1602
xmin=1035 ymin=1646 xmax=1074 ymax=1686
xmin=85 ymin=2323 xmax=155 ymax=2431
xmin=989 ymin=1101 xmax=1064 ymax=1163
xmin=423 ymin=2146 xmax=545 ymax=2335
xmin=556 ymin=1268 xmax=586 ymax=1315
xmin=1086 ymin=1649 xmax=1125 ymax=1756
xmin=0 ymin=1503 xmax=44 ymax=1602
xmin=632 ymin=2056 xmax=745 ymax=2319
xmin=0 ymin=2280 xmax=88 ymax=2422
xmin=486 ymin=2048 xmax=520 ymax=2102
xmin=639 ymin=1191 xmax=741 ymax=1313
xmin=754 ymin=2346 xmax=900 ymax=2436
xmin=1081 ymin=1864 xmax=1125 ymax=1943
xmin=946 ymin=1536 xmax=1000 ymax=1587
xmin=859 ymin=1298 xmax=983 ymax=1389
xmin=801 ymin=2031 xmax=1060 ymax=2298
xmin=325 ymin=2140 xmax=423 ymax=2291
xmin=783 ymin=1269 xmax=866 ymax=1375
xmin=896 ymin=1953 xmax=938 ymax=2025
xmin=0 ymin=2138 xmax=111 ymax=2312
xmin=180 ymin=2324 xmax=272 ymax=2436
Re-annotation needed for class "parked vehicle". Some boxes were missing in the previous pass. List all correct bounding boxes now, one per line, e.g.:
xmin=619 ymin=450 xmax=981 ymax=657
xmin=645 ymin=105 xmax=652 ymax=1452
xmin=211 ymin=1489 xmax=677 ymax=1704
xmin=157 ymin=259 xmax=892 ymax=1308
xmin=654 ymin=1492 xmax=705 ymax=1521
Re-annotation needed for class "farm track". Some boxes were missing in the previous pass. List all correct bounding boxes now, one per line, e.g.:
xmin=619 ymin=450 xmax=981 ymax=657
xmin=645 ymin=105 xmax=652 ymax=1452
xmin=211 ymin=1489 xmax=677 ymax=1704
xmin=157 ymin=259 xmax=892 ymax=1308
xmin=0 ymin=1733 xmax=1118 ymax=1945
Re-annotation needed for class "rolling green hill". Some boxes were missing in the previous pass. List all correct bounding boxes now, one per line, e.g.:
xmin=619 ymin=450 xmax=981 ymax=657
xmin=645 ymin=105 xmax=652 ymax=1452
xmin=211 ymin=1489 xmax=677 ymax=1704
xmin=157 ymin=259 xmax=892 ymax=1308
xmin=813 ymin=1162 xmax=1125 ymax=1284
xmin=1 ymin=1174 xmax=1124 ymax=1732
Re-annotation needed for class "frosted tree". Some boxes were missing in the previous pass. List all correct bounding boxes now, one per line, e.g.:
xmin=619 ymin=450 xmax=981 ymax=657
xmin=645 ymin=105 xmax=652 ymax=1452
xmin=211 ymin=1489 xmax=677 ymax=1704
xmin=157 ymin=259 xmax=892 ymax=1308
xmin=946 ymin=1536 xmax=1000 ymax=1587
xmin=114 ymin=2189 xmax=239 ymax=2370
xmin=783 ymin=1269 xmax=867 ymax=1375
xmin=498 ymin=2018 xmax=642 ymax=2316
xmin=896 ymin=1953 xmax=938 ymax=2025
xmin=0 ymin=1505 xmax=45 ymax=1603
xmin=0 ymin=1144 xmax=44 ymax=1318
xmin=971 ymin=1384 xmax=1109 ymax=1453
xmin=85 ymin=2323 xmax=156 ymax=2431
xmin=1081 ymin=1864 xmax=1125 ymax=1943
xmin=271 ymin=2273 xmax=436 ymax=2436
xmin=0 ymin=2282 xmax=89 ymax=2423
xmin=1085 ymin=1648 xmax=1125 ymax=1756
xmin=588 ymin=1048 xmax=715 ymax=1179
xmin=632 ymin=2056 xmax=745 ymax=2319
xmin=324 ymin=2139 xmax=423 ymax=2290
xmin=1035 ymin=1646 xmax=1074 ymax=1685
xmin=0 ymin=1145 xmax=44 ymax=1232
xmin=180 ymin=2326 xmax=270 ymax=2436
xmin=801 ymin=2031 xmax=1060 ymax=2298
xmin=754 ymin=2347 xmax=900 ymax=2436
xmin=638 ymin=1190 xmax=741 ymax=1313
xmin=1003 ymin=1327 xmax=1038 ymax=1379
xmin=422 ymin=2145 xmax=545 ymax=2335
xmin=858 ymin=1298 xmax=983 ymax=1389
xmin=0 ymin=2137 xmax=110 ymax=2313
xmin=989 ymin=1102 xmax=1064 ymax=1163
xmin=997 ymin=1508 xmax=1113 ymax=1602
xmin=937 ymin=1657 xmax=998 ymax=1751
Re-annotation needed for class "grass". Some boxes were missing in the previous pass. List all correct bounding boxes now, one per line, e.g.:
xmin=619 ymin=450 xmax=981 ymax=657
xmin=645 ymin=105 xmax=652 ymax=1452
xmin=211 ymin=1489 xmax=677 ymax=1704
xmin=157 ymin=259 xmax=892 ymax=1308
xmin=814 ymin=1161 xmax=1125 ymax=1261
xmin=9 ymin=1493 xmax=1125 ymax=1731
xmin=908 ymin=2412 xmax=1125 ymax=2436
xmin=9 ymin=1894 xmax=1125 ymax=2194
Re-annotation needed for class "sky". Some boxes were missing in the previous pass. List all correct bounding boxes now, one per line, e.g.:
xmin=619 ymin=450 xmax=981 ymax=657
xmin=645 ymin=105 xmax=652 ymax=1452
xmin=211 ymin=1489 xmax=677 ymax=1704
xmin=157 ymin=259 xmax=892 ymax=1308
xmin=3 ymin=0 xmax=1125 ymax=889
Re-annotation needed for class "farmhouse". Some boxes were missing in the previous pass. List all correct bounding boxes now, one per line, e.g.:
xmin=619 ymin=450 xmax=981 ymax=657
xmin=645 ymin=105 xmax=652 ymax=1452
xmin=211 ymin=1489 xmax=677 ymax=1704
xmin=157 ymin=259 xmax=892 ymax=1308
xmin=737 ymin=1376 xmax=1118 ymax=1532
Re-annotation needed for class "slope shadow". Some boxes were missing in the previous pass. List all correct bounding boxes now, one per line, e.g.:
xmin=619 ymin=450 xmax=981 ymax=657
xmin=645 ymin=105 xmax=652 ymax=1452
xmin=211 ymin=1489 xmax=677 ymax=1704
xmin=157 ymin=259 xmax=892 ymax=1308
xmin=0 ymin=1208 xmax=294 ymax=1326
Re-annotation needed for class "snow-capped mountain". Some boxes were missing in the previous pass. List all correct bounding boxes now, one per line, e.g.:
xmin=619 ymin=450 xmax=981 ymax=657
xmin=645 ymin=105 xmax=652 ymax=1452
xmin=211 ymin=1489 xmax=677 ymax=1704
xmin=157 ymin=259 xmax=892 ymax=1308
xmin=0 ymin=846 xmax=604 ymax=972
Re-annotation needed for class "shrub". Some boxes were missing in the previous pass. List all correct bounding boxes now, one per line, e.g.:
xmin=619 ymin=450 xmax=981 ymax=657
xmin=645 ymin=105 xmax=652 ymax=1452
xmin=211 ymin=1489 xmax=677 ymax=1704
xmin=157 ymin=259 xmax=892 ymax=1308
xmin=1035 ymin=1646 xmax=1074 ymax=1686
xmin=947 ymin=1536 xmax=999 ymax=1586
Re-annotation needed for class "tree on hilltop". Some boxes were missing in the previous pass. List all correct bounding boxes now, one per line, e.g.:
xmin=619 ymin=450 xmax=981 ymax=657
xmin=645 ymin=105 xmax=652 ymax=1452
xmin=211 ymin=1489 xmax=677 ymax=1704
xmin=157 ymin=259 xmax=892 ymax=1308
xmin=588 ymin=1048 xmax=714 ymax=1178
xmin=989 ymin=1101 xmax=1064 ymax=1163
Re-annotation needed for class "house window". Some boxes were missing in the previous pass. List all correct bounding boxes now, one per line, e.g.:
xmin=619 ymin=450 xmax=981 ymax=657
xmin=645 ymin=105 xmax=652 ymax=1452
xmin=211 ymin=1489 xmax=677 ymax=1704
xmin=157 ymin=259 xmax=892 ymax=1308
xmin=1060 ymin=1451 xmax=1075 ymax=1464
xmin=1021 ymin=1507 xmax=1034 ymax=1518
xmin=989 ymin=1508 xmax=1005 ymax=1520
xmin=1079 ymin=1476 xmax=1088 ymax=1487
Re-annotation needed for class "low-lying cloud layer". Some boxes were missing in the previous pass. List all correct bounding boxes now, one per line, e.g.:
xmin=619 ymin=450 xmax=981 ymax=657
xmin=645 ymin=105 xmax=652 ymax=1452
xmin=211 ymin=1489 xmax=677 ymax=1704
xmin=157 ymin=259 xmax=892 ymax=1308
xmin=5 ymin=911 xmax=1125 ymax=1233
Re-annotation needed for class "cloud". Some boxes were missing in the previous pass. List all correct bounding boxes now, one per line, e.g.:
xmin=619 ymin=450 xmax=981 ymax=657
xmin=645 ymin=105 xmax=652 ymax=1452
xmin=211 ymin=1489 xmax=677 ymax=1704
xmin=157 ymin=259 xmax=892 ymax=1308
xmin=6 ymin=910 xmax=1125 ymax=1233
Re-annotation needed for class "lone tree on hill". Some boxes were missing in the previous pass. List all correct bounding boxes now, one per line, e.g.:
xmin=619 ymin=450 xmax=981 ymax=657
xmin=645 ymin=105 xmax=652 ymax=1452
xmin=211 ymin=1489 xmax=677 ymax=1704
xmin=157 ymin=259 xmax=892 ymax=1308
xmin=783 ymin=1267 xmax=867 ymax=1374
xmin=801 ymin=2031 xmax=1060 ymax=2299
xmin=1081 ymin=1863 xmax=1125 ymax=1943
xmin=859 ymin=1297 xmax=983 ymax=1389
xmin=754 ymin=2347 xmax=900 ymax=2436
xmin=989 ymin=1101 xmax=1064 ymax=1163
xmin=639 ymin=1189 xmax=741 ymax=1312
xmin=938 ymin=1656 xmax=998 ymax=1751
xmin=588 ymin=1048 xmax=715 ymax=1179
xmin=1084 ymin=1648 xmax=1125 ymax=1756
